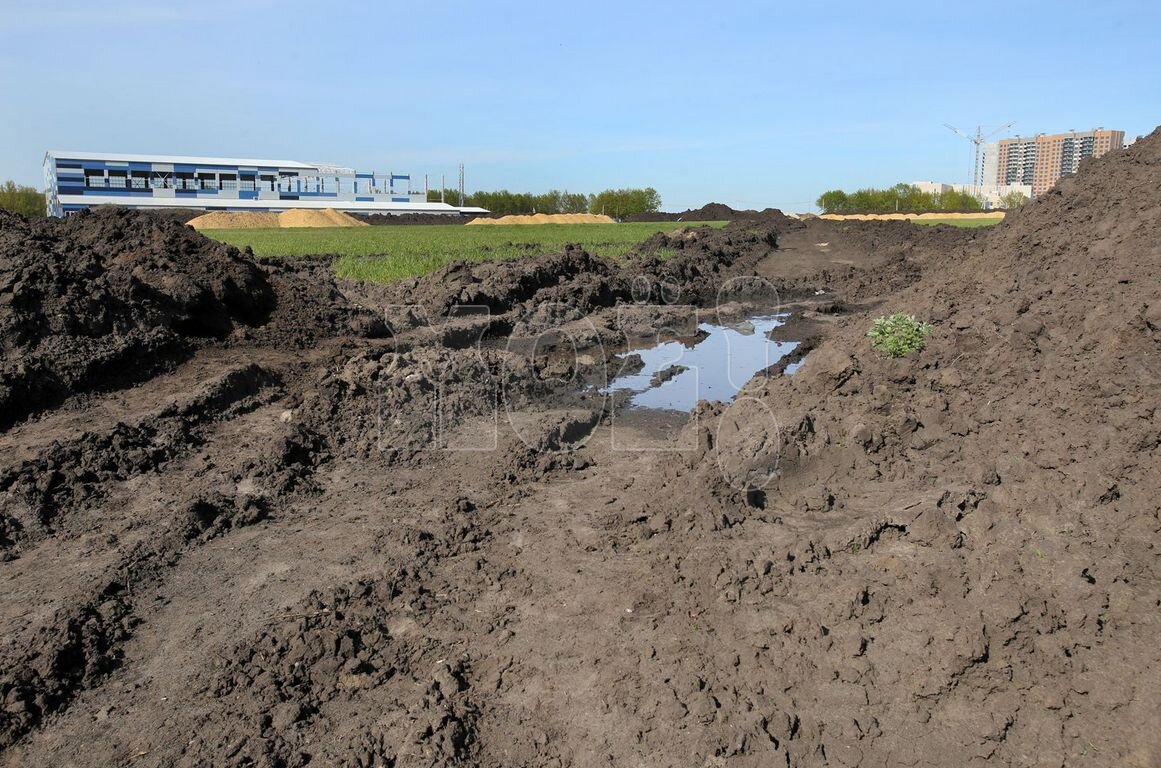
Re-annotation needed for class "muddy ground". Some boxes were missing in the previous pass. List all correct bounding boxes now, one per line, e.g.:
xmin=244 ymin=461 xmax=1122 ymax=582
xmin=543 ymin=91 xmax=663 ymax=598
xmin=2 ymin=130 xmax=1159 ymax=768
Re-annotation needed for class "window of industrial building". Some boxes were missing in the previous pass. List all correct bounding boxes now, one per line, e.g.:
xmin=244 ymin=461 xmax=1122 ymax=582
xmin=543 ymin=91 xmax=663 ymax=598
xmin=86 ymin=173 xmax=105 ymax=187
xmin=220 ymin=173 xmax=238 ymax=191
xmin=260 ymin=174 xmax=276 ymax=191
xmin=199 ymin=174 xmax=217 ymax=190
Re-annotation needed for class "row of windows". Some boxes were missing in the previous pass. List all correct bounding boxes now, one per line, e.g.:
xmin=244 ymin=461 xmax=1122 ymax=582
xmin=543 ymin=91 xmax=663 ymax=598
xmin=78 ymin=174 xmax=404 ymax=195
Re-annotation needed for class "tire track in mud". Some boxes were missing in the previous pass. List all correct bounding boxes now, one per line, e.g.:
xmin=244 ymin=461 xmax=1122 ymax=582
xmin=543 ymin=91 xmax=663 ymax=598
xmin=0 ymin=361 xmax=329 ymax=749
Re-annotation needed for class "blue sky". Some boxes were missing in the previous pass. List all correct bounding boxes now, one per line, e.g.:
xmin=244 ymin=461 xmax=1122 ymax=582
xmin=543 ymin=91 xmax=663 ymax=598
xmin=1 ymin=0 xmax=1158 ymax=211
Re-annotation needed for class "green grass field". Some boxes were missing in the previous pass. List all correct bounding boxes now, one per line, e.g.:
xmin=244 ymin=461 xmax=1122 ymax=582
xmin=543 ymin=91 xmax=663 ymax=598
xmin=202 ymin=222 xmax=726 ymax=282
xmin=910 ymin=217 xmax=1002 ymax=228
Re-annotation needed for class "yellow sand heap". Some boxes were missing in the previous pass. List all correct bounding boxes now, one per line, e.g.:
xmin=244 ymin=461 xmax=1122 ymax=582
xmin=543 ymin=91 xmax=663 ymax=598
xmin=186 ymin=208 xmax=369 ymax=230
xmin=277 ymin=209 xmax=369 ymax=228
xmin=467 ymin=213 xmax=617 ymax=226
xmin=186 ymin=211 xmax=280 ymax=229
xmin=818 ymin=212 xmax=1006 ymax=222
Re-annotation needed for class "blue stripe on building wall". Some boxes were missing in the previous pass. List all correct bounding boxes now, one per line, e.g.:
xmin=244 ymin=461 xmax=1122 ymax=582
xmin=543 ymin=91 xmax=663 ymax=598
xmin=74 ymin=189 xmax=157 ymax=197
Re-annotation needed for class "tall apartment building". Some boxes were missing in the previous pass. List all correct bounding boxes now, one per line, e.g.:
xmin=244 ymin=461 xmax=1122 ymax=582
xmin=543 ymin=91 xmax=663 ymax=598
xmin=982 ymin=129 xmax=1124 ymax=196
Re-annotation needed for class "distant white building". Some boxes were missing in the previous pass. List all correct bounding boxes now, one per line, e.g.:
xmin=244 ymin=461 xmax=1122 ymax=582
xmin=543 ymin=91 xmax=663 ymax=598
xmin=912 ymin=181 xmax=951 ymax=196
xmin=910 ymin=180 xmax=1031 ymax=209
xmin=43 ymin=150 xmax=488 ymax=217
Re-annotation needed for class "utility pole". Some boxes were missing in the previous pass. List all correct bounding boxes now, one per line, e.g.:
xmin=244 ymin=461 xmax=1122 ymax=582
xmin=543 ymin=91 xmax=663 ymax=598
xmin=440 ymin=175 xmax=445 ymax=204
xmin=458 ymin=163 xmax=465 ymax=207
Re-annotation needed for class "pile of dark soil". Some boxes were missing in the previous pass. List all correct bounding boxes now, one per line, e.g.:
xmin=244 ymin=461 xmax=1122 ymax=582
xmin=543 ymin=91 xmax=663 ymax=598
xmin=641 ymin=128 xmax=1161 ymax=763
xmin=626 ymin=202 xmax=796 ymax=225
xmin=356 ymin=213 xmax=477 ymax=226
xmin=0 ymin=208 xmax=388 ymax=431
xmin=0 ymin=207 xmax=275 ymax=429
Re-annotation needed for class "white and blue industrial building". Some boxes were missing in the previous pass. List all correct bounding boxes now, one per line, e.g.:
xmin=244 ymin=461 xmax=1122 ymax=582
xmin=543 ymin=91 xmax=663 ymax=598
xmin=42 ymin=151 xmax=486 ymax=217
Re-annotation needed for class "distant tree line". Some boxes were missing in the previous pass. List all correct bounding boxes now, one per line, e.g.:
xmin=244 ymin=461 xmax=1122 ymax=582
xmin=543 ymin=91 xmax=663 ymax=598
xmin=816 ymin=183 xmax=983 ymax=214
xmin=427 ymin=187 xmax=661 ymax=218
xmin=0 ymin=181 xmax=45 ymax=217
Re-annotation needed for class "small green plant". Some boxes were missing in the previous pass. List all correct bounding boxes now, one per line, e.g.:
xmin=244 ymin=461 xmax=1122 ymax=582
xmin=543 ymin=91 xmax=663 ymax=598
xmin=867 ymin=313 xmax=931 ymax=358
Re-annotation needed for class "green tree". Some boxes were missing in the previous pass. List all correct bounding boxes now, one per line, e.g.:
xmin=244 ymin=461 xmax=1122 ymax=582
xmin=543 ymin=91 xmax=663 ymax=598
xmin=816 ymin=189 xmax=850 ymax=213
xmin=589 ymin=187 xmax=661 ymax=219
xmin=999 ymin=190 xmax=1029 ymax=209
xmin=0 ymin=181 xmax=46 ymax=217
xmin=818 ymin=183 xmax=983 ymax=213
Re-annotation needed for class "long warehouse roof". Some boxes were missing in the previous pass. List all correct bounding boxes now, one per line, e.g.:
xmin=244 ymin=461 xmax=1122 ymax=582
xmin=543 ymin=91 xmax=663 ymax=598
xmin=46 ymin=151 xmax=322 ymax=170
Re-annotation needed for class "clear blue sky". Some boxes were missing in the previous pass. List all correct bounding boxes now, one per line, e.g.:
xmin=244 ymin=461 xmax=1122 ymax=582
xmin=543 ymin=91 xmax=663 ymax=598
xmin=2 ymin=0 xmax=1158 ymax=211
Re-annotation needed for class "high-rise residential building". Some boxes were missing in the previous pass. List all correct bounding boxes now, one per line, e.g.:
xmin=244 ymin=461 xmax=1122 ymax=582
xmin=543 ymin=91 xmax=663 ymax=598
xmin=982 ymin=129 xmax=1124 ymax=196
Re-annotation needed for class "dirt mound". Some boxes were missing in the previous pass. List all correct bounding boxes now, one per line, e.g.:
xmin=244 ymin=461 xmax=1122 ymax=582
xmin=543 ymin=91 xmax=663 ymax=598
xmin=627 ymin=202 xmax=798 ymax=226
xmin=277 ymin=209 xmax=369 ymax=228
xmin=186 ymin=211 xmax=280 ymax=229
xmin=819 ymin=211 xmax=1005 ymax=221
xmin=466 ymin=213 xmax=615 ymax=226
xmin=358 ymin=212 xmax=477 ymax=226
xmin=372 ymin=244 xmax=627 ymax=320
xmin=187 ymin=209 xmax=370 ymax=230
xmin=639 ymin=128 xmax=1161 ymax=763
xmin=0 ymin=207 xmax=276 ymax=428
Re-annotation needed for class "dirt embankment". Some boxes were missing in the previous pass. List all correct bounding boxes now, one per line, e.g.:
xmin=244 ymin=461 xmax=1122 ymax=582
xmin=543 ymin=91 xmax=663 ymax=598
xmin=626 ymin=202 xmax=799 ymax=224
xmin=1 ymin=129 xmax=1159 ymax=767
xmin=357 ymin=212 xmax=477 ymax=226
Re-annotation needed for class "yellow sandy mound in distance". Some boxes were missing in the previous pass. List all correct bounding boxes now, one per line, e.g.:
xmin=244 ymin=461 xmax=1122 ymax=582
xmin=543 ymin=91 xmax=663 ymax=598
xmin=818 ymin=212 xmax=1006 ymax=222
xmin=186 ymin=208 xmax=369 ymax=229
xmin=277 ymin=209 xmax=369 ymax=228
xmin=467 ymin=213 xmax=617 ymax=226
xmin=186 ymin=211 xmax=280 ymax=229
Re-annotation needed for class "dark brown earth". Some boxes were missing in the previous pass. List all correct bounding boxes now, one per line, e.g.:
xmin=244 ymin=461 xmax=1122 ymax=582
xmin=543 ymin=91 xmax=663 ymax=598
xmin=356 ymin=213 xmax=482 ymax=226
xmin=1 ymin=129 xmax=1159 ymax=768
xmin=626 ymin=202 xmax=798 ymax=224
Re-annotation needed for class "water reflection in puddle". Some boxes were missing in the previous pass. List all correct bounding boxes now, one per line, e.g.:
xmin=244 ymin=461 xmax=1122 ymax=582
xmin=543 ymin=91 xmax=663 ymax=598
xmin=606 ymin=315 xmax=797 ymax=412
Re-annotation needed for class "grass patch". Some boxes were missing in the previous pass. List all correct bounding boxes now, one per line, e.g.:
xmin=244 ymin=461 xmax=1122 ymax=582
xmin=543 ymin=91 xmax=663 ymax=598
xmin=202 ymin=221 xmax=726 ymax=282
xmin=911 ymin=217 xmax=1002 ymax=228
xmin=868 ymin=313 xmax=931 ymax=357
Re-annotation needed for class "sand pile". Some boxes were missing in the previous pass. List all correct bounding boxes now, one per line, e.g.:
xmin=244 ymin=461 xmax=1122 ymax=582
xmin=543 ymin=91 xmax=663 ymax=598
xmin=467 ymin=213 xmax=616 ymax=226
xmin=186 ymin=211 xmax=279 ymax=229
xmin=277 ymin=208 xmax=368 ymax=228
xmin=186 ymin=209 xmax=369 ymax=230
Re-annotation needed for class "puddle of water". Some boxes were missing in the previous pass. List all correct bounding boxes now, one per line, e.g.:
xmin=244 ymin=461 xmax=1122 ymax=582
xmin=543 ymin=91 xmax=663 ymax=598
xmin=606 ymin=314 xmax=797 ymax=412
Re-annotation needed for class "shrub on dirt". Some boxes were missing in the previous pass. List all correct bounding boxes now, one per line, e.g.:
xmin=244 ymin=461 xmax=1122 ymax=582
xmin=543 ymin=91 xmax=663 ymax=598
xmin=867 ymin=312 xmax=930 ymax=357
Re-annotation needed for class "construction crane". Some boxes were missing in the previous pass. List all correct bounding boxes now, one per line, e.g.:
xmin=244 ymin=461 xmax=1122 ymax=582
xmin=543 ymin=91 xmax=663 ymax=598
xmin=944 ymin=121 xmax=1015 ymax=198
